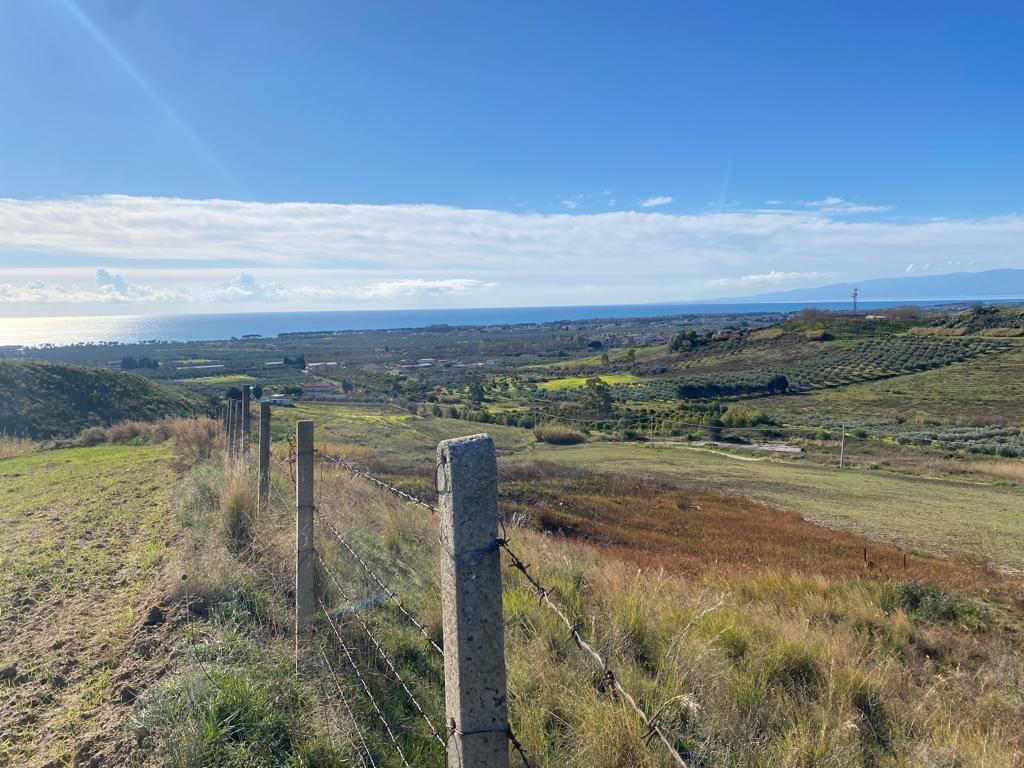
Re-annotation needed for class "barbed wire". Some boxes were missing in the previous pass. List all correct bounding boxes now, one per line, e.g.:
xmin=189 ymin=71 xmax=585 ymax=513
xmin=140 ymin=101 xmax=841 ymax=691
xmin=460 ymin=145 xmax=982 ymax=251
xmin=316 ymin=641 xmax=377 ymax=768
xmin=497 ymin=539 xmax=689 ymax=767
xmin=314 ymin=449 xmax=438 ymax=514
xmin=316 ymin=551 xmax=447 ymax=748
xmin=318 ymin=595 xmax=414 ymax=768
xmin=315 ymin=509 xmax=444 ymax=658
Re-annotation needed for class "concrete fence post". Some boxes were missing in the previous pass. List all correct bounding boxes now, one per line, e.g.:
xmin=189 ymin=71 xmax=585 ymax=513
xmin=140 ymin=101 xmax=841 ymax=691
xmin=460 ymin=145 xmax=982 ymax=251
xmin=232 ymin=400 xmax=243 ymax=459
xmin=295 ymin=420 xmax=315 ymax=667
xmin=259 ymin=402 xmax=271 ymax=512
xmin=436 ymin=434 xmax=510 ymax=768
xmin=242 ymin=385 xmax=252 ymax=456
xmin=226 ymin=400 xmax=236 ymax=459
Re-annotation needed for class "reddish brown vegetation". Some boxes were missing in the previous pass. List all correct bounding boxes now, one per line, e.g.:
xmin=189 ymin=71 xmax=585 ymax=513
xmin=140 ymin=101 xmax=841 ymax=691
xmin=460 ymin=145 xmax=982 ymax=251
xmin=499 ymin=461 xmax=1023 ymax=607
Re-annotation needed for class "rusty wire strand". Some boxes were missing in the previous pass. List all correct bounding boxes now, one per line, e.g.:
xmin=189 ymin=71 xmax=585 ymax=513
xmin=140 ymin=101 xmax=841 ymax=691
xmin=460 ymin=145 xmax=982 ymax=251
xmin=314 ymin=449 xmax=438 ymax=514
xmin=316 ymin=551 xmax=447 ymax=747
xmin=316 ymin=641 xmax=377 ymax=768
xmin=315 ymin=508 xmax=445 ymax=658
xmin=498 ymin=541 xmax=689 ymax=767
xmin=318 ymin=595 xmax=414 ymax=768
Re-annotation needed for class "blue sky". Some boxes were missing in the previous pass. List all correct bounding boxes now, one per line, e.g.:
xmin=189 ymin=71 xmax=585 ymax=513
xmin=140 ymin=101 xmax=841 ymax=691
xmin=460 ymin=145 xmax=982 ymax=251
xmin=1 ymin=0 xmax=1023 ymax=315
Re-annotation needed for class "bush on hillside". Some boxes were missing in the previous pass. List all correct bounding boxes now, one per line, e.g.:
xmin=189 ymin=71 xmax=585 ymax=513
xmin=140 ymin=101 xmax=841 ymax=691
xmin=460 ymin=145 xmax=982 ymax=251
xmin=533 ymin=424 xmax=588 ymax=445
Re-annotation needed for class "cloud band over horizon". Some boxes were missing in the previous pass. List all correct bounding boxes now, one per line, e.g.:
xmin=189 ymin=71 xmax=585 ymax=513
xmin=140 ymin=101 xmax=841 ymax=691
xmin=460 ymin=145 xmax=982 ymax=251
xmin=0 ymin=194 xmax=1021 ymax=314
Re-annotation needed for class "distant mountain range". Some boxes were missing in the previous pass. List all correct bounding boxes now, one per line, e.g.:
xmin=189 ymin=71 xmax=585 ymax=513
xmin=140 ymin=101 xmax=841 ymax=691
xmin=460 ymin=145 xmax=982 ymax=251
xmin=722 ymin=268 xmax=1024 ymax=303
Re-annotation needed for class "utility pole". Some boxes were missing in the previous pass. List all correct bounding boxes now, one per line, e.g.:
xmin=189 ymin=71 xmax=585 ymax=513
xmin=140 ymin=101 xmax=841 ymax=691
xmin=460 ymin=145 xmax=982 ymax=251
xmin=839 ymin=424 xmax=846 ymax=469
xmin=851 ymin=288 xmax=859 ymax=313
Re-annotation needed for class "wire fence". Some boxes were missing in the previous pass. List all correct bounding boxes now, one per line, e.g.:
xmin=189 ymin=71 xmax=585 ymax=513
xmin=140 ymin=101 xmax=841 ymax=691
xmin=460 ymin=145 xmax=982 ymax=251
xmin=223 ymin=398 xmax=696 ymax=768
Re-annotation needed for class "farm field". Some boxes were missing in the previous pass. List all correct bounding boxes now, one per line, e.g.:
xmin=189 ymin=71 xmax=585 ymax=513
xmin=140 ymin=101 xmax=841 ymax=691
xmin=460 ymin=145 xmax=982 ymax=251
xmin=268 ymin=401 xmax=535 ymax=463
xmin=536 ymin=372 xmax=639 ymax=390
xmin=754 ymin=342 xmax=1024 ymax=425
xmin=530 ymin=441 xmax=1024 ymax=570
xmin=0 ymin=445 xmax=177 ymax=767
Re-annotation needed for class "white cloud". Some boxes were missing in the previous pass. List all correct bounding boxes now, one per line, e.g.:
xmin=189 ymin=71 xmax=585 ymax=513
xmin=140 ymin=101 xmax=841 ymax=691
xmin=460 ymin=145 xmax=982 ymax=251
xmin=560 ymin=199 xmax=579 ymax=210
xmin=799 ymin=196 xmax=892 ymax=215
xmin=710 ymin=271 xmax=838 ymax=287
xmin=0 ymin=269 xmax=495 ymax=307
xmin=640 ymin=195 xmax=673 ymax=208
xmin=0 ymin=194 xmax=1022 ymax=311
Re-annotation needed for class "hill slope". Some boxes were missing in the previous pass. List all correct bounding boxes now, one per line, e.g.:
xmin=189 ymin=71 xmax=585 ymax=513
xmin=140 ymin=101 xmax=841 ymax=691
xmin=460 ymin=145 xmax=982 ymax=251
xmin=0 ymin=360 xmax=198 ymax=438
xmin=723 ymin=268 xmax=1024 ymax=303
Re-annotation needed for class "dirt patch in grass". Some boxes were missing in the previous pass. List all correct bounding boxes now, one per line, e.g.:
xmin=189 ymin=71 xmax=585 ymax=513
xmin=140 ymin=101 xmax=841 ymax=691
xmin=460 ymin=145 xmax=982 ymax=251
xmin=500 ymin=461 xmax=1024 ymax=607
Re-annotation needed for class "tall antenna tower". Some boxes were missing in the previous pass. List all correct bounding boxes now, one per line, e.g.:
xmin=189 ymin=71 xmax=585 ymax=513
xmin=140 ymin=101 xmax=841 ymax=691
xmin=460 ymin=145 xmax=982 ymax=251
xmin=851 ymin=288 xmax=859 ymax=313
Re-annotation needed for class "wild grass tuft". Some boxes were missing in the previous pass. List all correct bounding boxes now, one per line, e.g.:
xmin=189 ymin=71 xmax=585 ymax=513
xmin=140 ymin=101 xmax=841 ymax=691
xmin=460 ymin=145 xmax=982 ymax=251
xmin=219 ymin=464 xmax=257 ymax=551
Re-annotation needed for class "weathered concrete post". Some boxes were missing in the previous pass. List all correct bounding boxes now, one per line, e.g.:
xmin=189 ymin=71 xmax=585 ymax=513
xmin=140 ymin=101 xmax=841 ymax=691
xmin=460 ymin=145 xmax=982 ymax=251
xmin=295 ymin=420 xmax=315 ymax=666
xmin=241 ymin=385 xmax=252 ymax=456
xmin=259 ymin=402 xmax=271 ymax=512
xmin=233 ymin=400 xmax=243 ymax=459
xmin=436 ymin=434 xmax=510 ymax=768
xmin=226 ymin=400 xmax=236 ymax=459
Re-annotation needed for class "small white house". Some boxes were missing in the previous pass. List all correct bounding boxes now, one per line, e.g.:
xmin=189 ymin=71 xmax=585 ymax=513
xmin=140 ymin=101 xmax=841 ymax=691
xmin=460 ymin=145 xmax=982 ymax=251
xmin=263 ymin=396 xmax=294 ymax=407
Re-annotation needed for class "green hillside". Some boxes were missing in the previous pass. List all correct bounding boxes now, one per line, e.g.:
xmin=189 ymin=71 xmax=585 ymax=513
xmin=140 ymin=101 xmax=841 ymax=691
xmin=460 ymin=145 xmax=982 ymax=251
xmin=0 ymin=360 xmax=200 ymax=438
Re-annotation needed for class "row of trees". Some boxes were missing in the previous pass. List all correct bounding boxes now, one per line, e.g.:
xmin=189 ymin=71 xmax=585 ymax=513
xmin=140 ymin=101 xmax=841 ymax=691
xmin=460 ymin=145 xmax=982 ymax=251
xmin=677 ymin=374 xmax=789 ymax=400
xmin=120 ymin=356 xmax=160 ymax=370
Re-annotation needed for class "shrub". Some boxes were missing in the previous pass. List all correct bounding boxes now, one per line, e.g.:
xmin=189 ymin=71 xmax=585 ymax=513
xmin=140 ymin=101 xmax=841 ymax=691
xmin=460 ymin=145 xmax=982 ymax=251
xmin=533 ymin=424 xmax=588 ymax=445
xmin=721 ymin=406 xmax=772 ymax=428
xmin=173 ymin=417 xmax=224 ymax=465
xmin=77 ymin=426 xmax=109 ymax=447
xmin=882 ymin=582 xmax=990 ymax=629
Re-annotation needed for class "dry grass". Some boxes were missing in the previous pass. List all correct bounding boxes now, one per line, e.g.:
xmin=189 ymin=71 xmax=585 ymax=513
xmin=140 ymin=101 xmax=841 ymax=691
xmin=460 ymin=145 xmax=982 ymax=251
xmin=219 ymin=463 xmax=258 ymax=551
xmin=0 ymin=433 xmax=37 ymax=459
xmin=500 ymin=461 xmax=1023 ymax=607
xmin=973 ymin=459 xmax=1024 ymax=482
xmin=300 ymin=460 xmax=1024 ymax=767
xmin=171 ymin=417 xmax=224 ymax=466
xmin=74 ymin=416 xmax=224 ymax=462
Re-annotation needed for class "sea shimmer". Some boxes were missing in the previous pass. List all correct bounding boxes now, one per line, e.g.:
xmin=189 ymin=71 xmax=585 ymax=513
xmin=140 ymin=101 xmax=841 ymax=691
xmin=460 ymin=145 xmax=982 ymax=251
xmin=0 ymin=299 xmax=1004 ymax=347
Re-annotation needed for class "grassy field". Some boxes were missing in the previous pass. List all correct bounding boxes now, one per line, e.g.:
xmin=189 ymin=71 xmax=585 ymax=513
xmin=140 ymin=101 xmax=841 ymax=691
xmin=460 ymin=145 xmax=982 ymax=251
xmin=175 ymin=373 xmax=259 ymax=385
xmin=529 ymin=441 xmax=1024 ymax=570
xmin=269 ymin=401 xmax=535 ymax=463
xmin=754 ymin=343 xmax=1024 ymax=425
xmin=0 ymin=445 xmax=176 ymax=767
xmin=2 ymin=424 xmax=1023 ymax=767
xmin=536 ymin=372 xmax=638 ymax=390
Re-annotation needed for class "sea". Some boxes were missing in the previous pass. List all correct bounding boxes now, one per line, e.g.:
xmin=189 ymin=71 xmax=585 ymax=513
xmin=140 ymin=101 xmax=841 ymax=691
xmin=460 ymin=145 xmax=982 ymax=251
xmin=0 ymin=299 xmax=1010 ymax=347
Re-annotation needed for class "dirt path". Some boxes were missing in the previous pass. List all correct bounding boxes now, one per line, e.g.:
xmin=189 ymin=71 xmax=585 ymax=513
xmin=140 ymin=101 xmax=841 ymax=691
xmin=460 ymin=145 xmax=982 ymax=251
xmin=0 ymin=445 xmax=180 ymax=768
